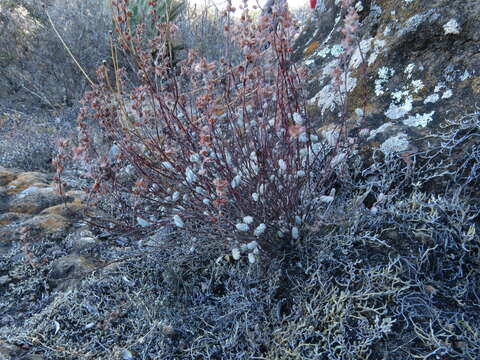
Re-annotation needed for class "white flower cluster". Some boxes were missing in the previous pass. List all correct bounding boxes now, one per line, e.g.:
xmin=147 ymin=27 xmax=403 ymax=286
xmin=231 ymin=240 xmax=260 ymax=264
xmin=230 ymin=216 xmax=268 ymax=263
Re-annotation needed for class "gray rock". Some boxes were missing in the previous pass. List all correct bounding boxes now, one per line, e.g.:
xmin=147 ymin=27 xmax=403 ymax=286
xmin=295 ymin=0 xmax=480 ymax=167
xmin=8 ymin=186 xmax=68 ymax=215
xmin=72 ymin=236 xmax=99 ymax=251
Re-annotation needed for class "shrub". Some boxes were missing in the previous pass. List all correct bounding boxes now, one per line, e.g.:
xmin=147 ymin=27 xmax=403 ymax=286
xmin=58 ymin=0 xmax=354 ymax=257
xmin=0 ymin=0 xmax=112 ymax=109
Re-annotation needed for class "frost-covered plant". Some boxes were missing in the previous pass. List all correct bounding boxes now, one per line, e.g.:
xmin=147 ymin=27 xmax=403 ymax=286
xmin=61 ymin=0 xmax=346 ymax=255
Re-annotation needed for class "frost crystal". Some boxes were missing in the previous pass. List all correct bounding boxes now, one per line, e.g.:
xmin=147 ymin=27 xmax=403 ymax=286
xmin=252 ymin=193 xmax=259 ymax=201
xmin=330 ymin=152 xmax=346 ymax=167
xmin=248 ymin=253 xmax=256 ymax=264
xmin=195 ymin=186 xmax=206 ymax=195
xmin=259 ymin=184 xmax=266 ymax=195
xmin=355 ymin=1 xmax=364 ymax=12
xmin=137 ymin=217 xmax=151 ymax=227
xmin=189 ymin=153 xmax=200 ymax=163
xmin=319 ymin=195 xmax=334 ymax=203
xmin=171 ymin=192 xmax=180 ymax=202
xmin=162 ymin=161 xmax=173 ymax=170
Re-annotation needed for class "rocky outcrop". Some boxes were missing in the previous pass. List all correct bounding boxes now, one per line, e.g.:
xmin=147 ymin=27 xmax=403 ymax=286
xmin=0 ymin=167 xmax=102 ymax=357
xmin=0 ymin=167 xmax=85 ymax=248
xmin=297 ymin=0 xmax=480 ymax=163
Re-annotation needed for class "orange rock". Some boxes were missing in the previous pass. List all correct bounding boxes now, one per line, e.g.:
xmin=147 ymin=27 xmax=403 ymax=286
xmin=22 ymin=214 xmax=71 ymax=239
xmin=0 ymin=169 xmax=17 ymax=186
xmin=0 ymin=212 xmax=29 ymax=226
xmin=6 ymin=172 xmax=50 ymax=195
xmin=40 ymin=199 xmax=85 ymax=217
xmin=8 ymin=187 xmax=65 ymax=215
xmin=65 ymin=190 xmax=88 ymax=202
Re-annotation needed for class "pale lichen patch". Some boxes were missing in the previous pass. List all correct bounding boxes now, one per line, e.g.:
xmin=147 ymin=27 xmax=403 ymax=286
xmin=313 ymin=71 xmax=357 ymax=115
xmin=460 ymin=70 xmax=471 ymax=81
xmin=434 ymin=82 xmax=446 ymax=93
xmin=368 ymin=122 xmax=393 ymax=140
xmin=404 ymin=63 xmax=415 ymax=79
xmin=375 ymin=67 xmax=395 ymax=96
xmin=313 ymin=84 xmax=336 ymax=115
xmin=402 ymin=111 xmax=435 ymax=128
xmin=442 ymin=89 xmax=453 ymax=99
xmin=349 ymin=38 xmax=373 ymax=69
xmin=385 ymin=95 xmax=413 ymax=120
xmin=380 ymin=133 xmax=410 ymax=155
xmin=323 ymin=59 xmax=341 ymax=78
xmin=443 ymin=19 xmax=461 ymax=35
xmin=367 ymin=39 xmax=387 ymax=66
xmin=410 ymin=80 xmax=424 ymax=93
xmin=424 ymin=94 xmax=440 ymax=104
